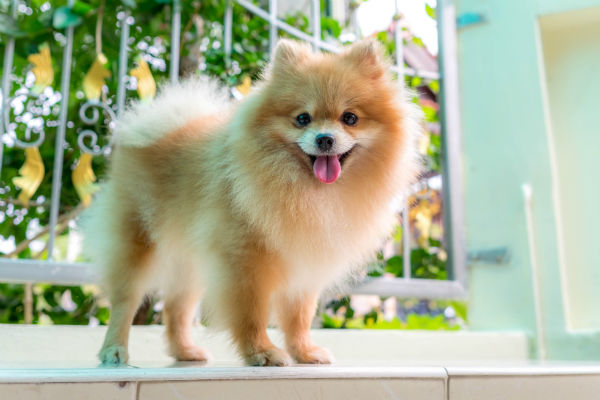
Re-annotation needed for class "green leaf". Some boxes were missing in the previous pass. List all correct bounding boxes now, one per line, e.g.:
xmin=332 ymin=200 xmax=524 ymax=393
xmin=425 ymin=3 xmax=436 ymax=20
xmin=411 ymin=36 xmax=425 ymax=48
xmin=363 ymin=310 xmax=378 ymax=326
xmin=0 ymin=14 xmax=26 ymax=37
xmin=321 ymin=17 xmax=342 ymax=39
xmin=428 ymin=79 xmax=440 ymax=93
xmin=123 ymin=0 xmax=138 ymax=7
xmin=52 ymin=7 xmax=83 ymax=29
xmin=422 ymin=105 xmax=437 ymax=122
xmin=72 ymin=1 xmax=94 ymax=15
xmin=321 ymin=313 xmax=342 ymax=329
xmin=385 ymin=255 xmax=403 ymax=276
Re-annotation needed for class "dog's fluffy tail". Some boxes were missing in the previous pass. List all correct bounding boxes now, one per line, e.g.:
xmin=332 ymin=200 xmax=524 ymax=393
xmin=113 ymin=77 xmax=231 ymax=148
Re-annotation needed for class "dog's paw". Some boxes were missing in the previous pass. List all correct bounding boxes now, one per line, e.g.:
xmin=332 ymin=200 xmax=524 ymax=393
xmin=246 ymin=347 xmax=293 ymax=367
xmin=98 ymin=344 xmax=129 ymax=366
xmin=292 ymin=345 xmax=335 ymax=364
xmin=173 ymin=345 xmax=212 ymax=363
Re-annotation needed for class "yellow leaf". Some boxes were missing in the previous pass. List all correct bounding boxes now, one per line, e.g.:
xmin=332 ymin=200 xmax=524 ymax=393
xmin=72 ymin=153 xmax=99 ymax=207
xmin=12 ymin=147 xmax=44 ymax=207
xmin=130 ymin=57 xmax=156 ymax=101
xmin=27 ymin=43 xmax=54 ymax=94
xmin=236 ymin=76 xmax=252 ymax=96
xmin=83 ymin=53 xmax=111 ymax=100
xmin=409 ymin=188 xmax=443 ymax=248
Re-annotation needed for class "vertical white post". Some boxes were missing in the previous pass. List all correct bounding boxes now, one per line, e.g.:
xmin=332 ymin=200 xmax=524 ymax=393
xmin=0 ymin=0 xmax=18 ymax=177
xmin=393 ymin=0 xmax=411 ymax=280
xmin=394 ymin=0 xmax=404 ymax=78
xmin=523 ymin=183 xmax=547 ymax=360
xmin=224 ymin=0 xmax=233 ymax=69
xmin=116 ymin=11 xmax=131 ymax=117
xmin=311 ymin=0 xmax=321 ymax=51
xmin=438 ymin=0 xmax=467 ymax=285
xmin=47 ymin=0 xmax=75 ymax=259
xmin=268 ymin=0 xmax=278 ymax=58
xmin=170 ymin=0 xmax=181 ymax=83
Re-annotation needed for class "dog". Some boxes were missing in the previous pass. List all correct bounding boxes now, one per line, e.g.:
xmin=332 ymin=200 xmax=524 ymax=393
xmin=83 ymin=39 xmax=422 ymax=366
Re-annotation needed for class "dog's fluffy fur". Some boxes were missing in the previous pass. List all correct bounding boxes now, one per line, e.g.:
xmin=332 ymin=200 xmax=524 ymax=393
xmin=83 ymin=39 xmax=422 ymax=366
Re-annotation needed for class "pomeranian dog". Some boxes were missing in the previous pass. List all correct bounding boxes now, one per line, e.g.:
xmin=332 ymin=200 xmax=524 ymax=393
xmin=83 ymin=39 xmax=422 ymax=366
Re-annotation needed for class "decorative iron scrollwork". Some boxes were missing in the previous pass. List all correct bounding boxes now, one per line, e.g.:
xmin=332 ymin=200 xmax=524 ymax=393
xmin=76 ymin=100 xmax=116 ymax=155
xmin=3 ymin=92 xmax=46 ymax=149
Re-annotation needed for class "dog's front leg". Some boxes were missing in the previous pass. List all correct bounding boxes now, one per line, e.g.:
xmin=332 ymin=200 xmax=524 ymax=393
xmin=276 ymin=291 xmax=334 ymax=364
xmin=226 ymin=249 xmax=292 ymax=366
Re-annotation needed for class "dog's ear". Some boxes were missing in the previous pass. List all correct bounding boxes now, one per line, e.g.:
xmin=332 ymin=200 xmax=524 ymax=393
xmin=343 ymin=39 xmax=387 ymax=79
xmin=271 ymin=39 xmax=312 ymax=73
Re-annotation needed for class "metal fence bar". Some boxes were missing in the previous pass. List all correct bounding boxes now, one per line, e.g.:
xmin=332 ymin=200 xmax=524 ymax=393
xmin=235 ymin=0 xmax=339 ymax=53
xmin=438 ymin=0 xmax=467 ymax=287
xmin=393 ymin=0 xmax=412 ymax=281
xmin=0 ymin=0 xmax=18 ymax=178
xmin=402 ymin=204 xmax=411 ymax=279
xmin=116 ymin=11 xmax=131 ymax=117
xmin=169 ymin=0 xmax=181 ymax=83
xmin=47 ymin=0 xmax=76 ymax=259
xmin=390 ymin=65 xmax=439 ymax=80
xmin=352 ymin=278 xmax=467 ymax=299
xmin=0 ymin=259 xmax=97 ymax=286
xmin=311 ymin=0 xmax=320 ymax=51
xmin=268 ymin=0 xmax=278 ymax=58
xmin=224 ymin=0 xmax=233 ymax=68
xmin=234 ymin=0 xmax=437 ymax=78
xmin=1 ymin=257 xmax=467 ymax=299
xmin=394 ymin=0 xmax=404 ymax=77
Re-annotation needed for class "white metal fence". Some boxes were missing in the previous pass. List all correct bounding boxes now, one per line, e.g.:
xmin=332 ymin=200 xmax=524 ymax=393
xmin=0 ymin=0 xmax=466 ymax=299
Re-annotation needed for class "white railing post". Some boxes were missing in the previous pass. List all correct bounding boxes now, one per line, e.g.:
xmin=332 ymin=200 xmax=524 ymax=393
xmin=0 ymin=0 xmax=18 ymax=177
xmin=394 ymin=0 xmax=404 ymax=77
xmin=438 ymin=0 xmax=467 ymax=287
xmin=311 ymin=0 xmax=321 ymax=52
xmin=393 ymin=0 xmax=411 ymax=280
xmin=116 ymin=11 xmax=131 ymax=117
xmin=47 ymin=0 xmax=76 ymax=259
xmin=268 ymin=0 xmax=278 ymax=58
xmin=224 ymin=0 xmax=233 ymax=69
xmin=170 ymin=0 xmax=181 ymax=83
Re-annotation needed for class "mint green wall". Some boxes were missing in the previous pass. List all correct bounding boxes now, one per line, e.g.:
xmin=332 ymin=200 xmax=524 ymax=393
xmin=457 ymin=0 xmax=600 ymax=359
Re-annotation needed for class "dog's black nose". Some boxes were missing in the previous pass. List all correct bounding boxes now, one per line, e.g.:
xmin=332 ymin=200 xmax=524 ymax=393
xmin=315 ymin=134 xmax=335 ymax=152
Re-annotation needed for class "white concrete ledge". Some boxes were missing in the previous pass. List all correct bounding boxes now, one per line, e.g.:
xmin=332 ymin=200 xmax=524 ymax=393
xmin=0 ymin=324 xmax=529 ymax=365
xmin=0 ymin=366 xmax=448 ymax=383
xmin=2 ymin=325 xmax=600 ymax=399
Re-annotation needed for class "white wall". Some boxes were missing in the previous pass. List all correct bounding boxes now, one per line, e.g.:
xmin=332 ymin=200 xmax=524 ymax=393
xmin=539 ymin=6 xmax=600 ymax=331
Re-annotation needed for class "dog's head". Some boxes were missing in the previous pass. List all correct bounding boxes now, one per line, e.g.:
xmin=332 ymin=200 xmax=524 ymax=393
xmin=249 ymin=39 xmax=417 ymax=186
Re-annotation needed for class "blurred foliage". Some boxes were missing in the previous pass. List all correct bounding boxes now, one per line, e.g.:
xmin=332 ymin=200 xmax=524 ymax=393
xmin=0 ymin=282 xmax=109 ymax=324
xmin=323 ymin=313 xmax=460 ymax=330
xmin=0 ymin=0 xmax=449 ymax=327
xmin=322 ymin=296 xmax=465 ymax=330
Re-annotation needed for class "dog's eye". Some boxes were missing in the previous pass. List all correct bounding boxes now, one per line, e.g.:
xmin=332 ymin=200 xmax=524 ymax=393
xmin=296 ymin=113 xmax=311 ymax=127
xmin=341 ymin=112 xmax=358 ymax=126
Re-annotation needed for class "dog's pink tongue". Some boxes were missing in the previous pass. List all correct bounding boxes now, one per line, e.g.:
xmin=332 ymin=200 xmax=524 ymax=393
xmin=313 ymin=155 xmax=341 ymax=184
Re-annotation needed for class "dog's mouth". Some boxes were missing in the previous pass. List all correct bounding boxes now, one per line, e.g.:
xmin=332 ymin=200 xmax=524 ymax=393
xmin=307 ymin=147 xmax=354 ymax=184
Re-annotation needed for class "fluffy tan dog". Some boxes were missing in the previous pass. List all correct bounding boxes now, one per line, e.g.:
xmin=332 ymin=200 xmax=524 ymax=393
xmin=83 ymin=39 xmax=422 ymax=366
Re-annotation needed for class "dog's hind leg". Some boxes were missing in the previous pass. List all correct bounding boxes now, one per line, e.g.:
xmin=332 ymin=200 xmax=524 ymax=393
xmin=98 ymin=216 xmax=155 ymax=366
